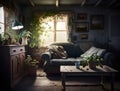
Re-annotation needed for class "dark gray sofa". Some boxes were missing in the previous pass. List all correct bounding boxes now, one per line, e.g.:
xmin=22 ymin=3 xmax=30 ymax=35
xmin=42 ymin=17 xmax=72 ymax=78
xmin=41 ymin=42 xmax=114 ymax=75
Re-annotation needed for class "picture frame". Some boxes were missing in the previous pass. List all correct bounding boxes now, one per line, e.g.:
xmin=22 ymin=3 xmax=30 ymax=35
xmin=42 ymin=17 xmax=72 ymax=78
xmin=90 ymin=15 xmax=104 ymax=30
xmin=80 ymin=34 xmax=88 ymax=40
xmin=77 ymin=13 xmax=87 ymax=20
xmin=75 ymin=22 xmax=88 ymax=32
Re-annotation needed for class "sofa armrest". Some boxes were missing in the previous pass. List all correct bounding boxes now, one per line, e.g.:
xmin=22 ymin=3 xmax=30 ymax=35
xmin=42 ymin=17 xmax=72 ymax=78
xmin=103 ymin=52 xmax=114 ymax=67
xmin=41 ymin=52 xmax=52 ymax=62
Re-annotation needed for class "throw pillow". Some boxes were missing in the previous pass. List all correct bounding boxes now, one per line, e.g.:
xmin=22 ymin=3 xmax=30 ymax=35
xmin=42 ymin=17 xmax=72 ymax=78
xmin=81 ymin=46 xmax=99 ymax=57
xmin=48 ymin=45 xmax=68 ymax=59
xmin=81 ymin=46 xmax=106 ymax=58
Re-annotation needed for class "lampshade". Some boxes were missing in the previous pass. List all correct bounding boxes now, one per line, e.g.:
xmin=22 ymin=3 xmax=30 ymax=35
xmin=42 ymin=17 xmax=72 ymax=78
xmin=12 ymin=20 xmax=24 ymax=30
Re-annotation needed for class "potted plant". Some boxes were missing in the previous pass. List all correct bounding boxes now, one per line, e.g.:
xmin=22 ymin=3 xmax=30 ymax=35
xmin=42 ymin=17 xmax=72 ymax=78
xmin=19 ymin=30 xmax=32 ymax=45
xmin=25 ymin=55 xmax=39 ymax=76
xmin=0 ymin=29 xmax=19 ymax=45
xmin=81 ymin=53 xmax=103 ymax=69
xmin=0 ymin=33 xmax=5 ymax=45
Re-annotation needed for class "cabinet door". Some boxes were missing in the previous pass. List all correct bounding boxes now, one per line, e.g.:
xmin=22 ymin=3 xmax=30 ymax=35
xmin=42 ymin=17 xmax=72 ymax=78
xmin=11 ymin=54 xmax=20 ymax=82
xmin=19 ymin=53 xmax=25 ymax=74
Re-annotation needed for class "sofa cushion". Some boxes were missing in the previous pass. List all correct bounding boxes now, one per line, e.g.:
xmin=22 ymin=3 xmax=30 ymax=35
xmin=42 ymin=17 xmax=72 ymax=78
xmin=48 ymin=45 xmax=68 ymax=59
xmin=81 ymin=46 xmax=106 ymax=58
xmin=73 ymin=44 xmax=83 ymax=57
xmin=50 ymin=57 xmax=83 ymax=65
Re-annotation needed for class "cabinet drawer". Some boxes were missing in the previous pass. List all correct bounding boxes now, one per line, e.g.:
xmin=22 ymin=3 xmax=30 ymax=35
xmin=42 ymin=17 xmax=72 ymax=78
xmin=10 ymin=46 xmax=25 ymax=55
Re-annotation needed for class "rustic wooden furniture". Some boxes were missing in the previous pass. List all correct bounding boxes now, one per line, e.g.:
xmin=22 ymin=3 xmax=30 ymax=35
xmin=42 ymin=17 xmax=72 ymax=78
xmin=0 ymin=45 xmax=26 ymax=89
xmin=60 ymin=65 xmax=118 ymax=91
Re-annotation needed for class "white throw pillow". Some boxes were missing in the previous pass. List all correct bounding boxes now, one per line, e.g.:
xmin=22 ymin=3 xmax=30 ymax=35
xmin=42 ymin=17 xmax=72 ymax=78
xmin=81 ymin=46 xmax=98 ymax=57
xmin=81 ymin=46 xmax=106 ymax=58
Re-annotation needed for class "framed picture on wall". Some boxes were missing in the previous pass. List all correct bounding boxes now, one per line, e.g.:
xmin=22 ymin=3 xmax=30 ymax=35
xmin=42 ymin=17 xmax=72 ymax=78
xmin=80 ymin=34 xmax=88 ymax=39
xmin=77 ymin=13 xmax=87 ymax=20
xmin=75 ymin=22 xmax=88 ymax=32
xmin=90 ymin=15 xmax=104 ymax=30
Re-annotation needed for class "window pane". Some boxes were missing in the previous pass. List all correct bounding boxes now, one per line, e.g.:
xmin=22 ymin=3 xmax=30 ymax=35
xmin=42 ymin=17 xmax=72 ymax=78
xmin=56 ymin=31 xmax=67 ymax=42
xmin=40 ymin=14 xmax=68 ymax=46
xmin=56 ymin=21 xmax=66 ymax=30
xmin=0 ymin=7 xmax=4 ymax=33
xmin=41 ymin=17 xmax=54 ymax=30
xmin=41 ymin=31 xmax=54 ymax=46
xmin=42 ymin=21 xmax=54 ymax=30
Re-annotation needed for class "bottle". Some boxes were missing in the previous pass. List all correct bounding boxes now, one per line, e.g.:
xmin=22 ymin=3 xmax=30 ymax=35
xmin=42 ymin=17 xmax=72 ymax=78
xmin=75 ymin=61 xmax=80 ymax=68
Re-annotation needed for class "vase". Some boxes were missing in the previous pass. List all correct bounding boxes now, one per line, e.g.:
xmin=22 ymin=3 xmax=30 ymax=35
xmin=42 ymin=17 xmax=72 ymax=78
xmin=22 ymin=37 xmax=28 ymax=45
xmin=88 ymin=61 xmax=96 ymax=69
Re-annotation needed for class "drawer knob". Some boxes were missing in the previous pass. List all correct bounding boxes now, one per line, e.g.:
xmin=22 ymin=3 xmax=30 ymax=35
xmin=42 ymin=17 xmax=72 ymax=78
xmin=20 ymin=49 xmax=23 ymax=51
xmin=13 ymin=50 xmax=16 ymax=52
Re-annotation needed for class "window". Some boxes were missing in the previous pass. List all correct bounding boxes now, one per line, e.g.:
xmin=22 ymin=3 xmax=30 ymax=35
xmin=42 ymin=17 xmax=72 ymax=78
xmin=0 ymin=7 xmax=4 ymax=34
xmin=41 ymin=14 xmax=68 ymax=46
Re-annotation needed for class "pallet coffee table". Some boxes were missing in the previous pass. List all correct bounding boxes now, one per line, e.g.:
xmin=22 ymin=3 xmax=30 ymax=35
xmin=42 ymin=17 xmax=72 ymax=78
xmin=60 ymin=65 xmax=118 ymax=91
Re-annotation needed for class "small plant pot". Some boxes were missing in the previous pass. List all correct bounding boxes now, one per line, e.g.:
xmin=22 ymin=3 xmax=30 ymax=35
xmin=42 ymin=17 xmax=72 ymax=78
xmin=88 ymin=61 xmax=96 ymax=69
xmin=28 ymin=66 xmax=37 ymax=76
xmin=22 ymin=37 xmax=28 ymax=45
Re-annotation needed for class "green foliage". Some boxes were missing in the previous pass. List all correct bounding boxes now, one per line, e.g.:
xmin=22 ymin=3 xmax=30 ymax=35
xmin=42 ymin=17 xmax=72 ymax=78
xmin=81 ymin=53 xmax=103 ymax=67
xmin=0 ymin=33 xmax=5 ymax=45
xmin=6 ymin=29 xmax=19 ymax=41
xmin=0 ymin=33 xmax=5 ymax=41
xmin=25 ymin=55 xmax=39 ymax=67
xmin=28 ymin=15 xmax=44 ymax=48
xmin=19 ymin=30 xmax=32 ymax=39
xmin=28 ymin=11 xmax=61 ymax=48
xmin=0 ymin=29 xmax=19 ymax=45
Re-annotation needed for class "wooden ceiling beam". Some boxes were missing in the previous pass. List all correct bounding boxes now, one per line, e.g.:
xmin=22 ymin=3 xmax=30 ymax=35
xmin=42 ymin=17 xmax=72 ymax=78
xmin=81 ymin=0 xmax=86 ymax=7
xmin=29 ymin=0 xmax=35 ymax=7
xmin=94 ymin=0 xmax=102 ymax=7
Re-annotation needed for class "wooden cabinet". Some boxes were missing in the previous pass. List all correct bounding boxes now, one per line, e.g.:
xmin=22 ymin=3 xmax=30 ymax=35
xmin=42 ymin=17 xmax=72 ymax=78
xmin=0 ymin=45 xmax=26 ymax=89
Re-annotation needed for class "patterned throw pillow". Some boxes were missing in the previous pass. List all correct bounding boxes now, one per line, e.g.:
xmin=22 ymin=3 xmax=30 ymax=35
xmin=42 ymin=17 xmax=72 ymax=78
xmin=48 ymin=45 xmax=68 ymax=59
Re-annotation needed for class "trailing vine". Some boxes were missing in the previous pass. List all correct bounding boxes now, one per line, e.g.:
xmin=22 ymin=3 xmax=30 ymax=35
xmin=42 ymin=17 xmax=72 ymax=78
xmin=28 ymin=10 xmax=61 ymax=48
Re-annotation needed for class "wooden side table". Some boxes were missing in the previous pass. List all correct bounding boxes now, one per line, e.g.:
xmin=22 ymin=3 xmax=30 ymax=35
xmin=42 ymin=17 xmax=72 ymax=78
xmin=60 ymin=65 xmax=118 ymax=91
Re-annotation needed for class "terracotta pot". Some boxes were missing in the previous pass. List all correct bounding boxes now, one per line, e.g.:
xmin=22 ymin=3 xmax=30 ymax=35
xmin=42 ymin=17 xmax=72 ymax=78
xmin=88 ymin=61 xmax=96 ymax=69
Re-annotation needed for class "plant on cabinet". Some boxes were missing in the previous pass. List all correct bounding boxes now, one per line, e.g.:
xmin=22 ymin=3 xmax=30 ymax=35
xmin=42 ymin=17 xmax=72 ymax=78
xmin=19 ymin=30 xmax=32 ymax=45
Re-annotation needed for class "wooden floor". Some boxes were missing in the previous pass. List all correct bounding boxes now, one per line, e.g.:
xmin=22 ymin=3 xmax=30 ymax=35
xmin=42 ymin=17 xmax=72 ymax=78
xmin=11 ymin=69 xmax=120 ymax=91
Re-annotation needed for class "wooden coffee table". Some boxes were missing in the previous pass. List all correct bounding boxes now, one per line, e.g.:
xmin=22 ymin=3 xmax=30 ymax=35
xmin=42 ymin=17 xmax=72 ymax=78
xmin=60 ymin=65 xmax=118 ymax=91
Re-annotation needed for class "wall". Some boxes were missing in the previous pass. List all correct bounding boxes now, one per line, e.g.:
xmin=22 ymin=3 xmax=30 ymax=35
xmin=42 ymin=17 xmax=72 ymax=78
xmin=23 ymin=5 xmax=120 ymax=61
xmin=23 ymin=6 xmax=116 ymax=45
xmin=108 ymin=11 xmax=120 ymax=70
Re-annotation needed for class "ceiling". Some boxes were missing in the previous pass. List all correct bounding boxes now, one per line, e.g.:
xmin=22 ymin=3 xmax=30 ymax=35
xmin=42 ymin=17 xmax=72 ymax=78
xmin=11 ymin=0 xmax=120 ymax=9
xmin=1 ymin=0 xmax=120 ymax=9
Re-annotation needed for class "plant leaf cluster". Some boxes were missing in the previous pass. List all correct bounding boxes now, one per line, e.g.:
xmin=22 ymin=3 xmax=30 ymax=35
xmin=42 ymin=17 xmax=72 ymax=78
xmin=28 ymin=11 xmax=61 ymax=48
xmin=0 ymin=29 xmax=19 ymax=45
xmin=81 ymin=53 xmax=103 ymax=67
xmin=25 ymin=55 xmax=39 ymax=67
